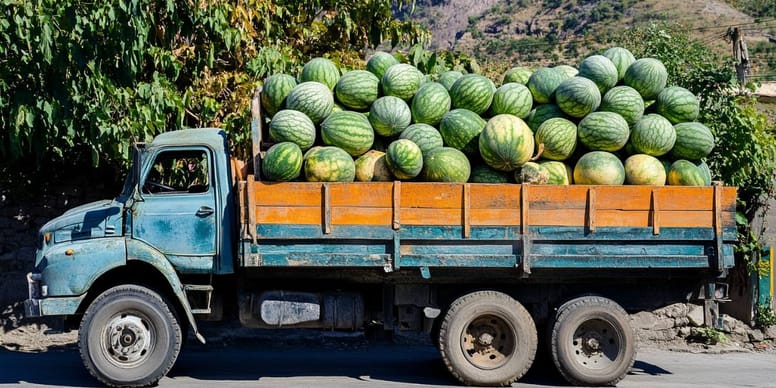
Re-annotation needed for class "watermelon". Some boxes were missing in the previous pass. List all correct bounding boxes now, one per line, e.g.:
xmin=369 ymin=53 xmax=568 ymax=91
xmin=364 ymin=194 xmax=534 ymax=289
xmin=515 ymin=162 xmax=549 ymax=184
xmin=285 ymin=81 xmax=334 ymax=124
xmin=366 ymin=52 xmax=398 ymax=80
xmin=399 ymin=123 xmax=444 ymax=155
xmin=439 ymin=70 xmax=464 ymax=91
xmin=382 ymin=63 xmax=424 ymax=100
xmin=624 ymin=58 xmax=668 ymax=100
xmin=262 ymin=142 xmax=303 ymax=182
xmin=526 ymin=104 xmax=566 ymax=131
xmin=439 ymin=108 xmax=487 ymax=155
xmin=555 ymin=76 xmax=602 ymax=118
xmin=554 ymin=65 xmax=579 ymax=80
xmin=423 ymin=147 xmax=471 ymax=182
xmin=535 ymin=117 xmax=577 ymax=161
xmin=577 ymin=111 xmax=630 ymax=152
xmin=527 ymin=67 xmax=564 ymax=104
xmin=321 ymin=111 xmax=374 ymax=156
xmin=503 ymin=66 xmax=533 ymax=85
xmin=624 ymin=154 xmax=666 ymax=185
xmin=469 ymin=164 xmax=512 ymax=183
xmin=268 ymin=109 xmax=316 ymax=151
xmin=573 ymin=151 xmax=626 ymax=185
xmin=603 ymin=47 xmax=636 ymax=81
xmin=578 ymin=55 xmax=618 ymax=94
xmin=667 ymin=160 xmax=706 ymax=186
xmin=489 ymin=83 xmax=533 ymax=118
xmin=599 ymin=86 xmax=645 ymax=126
xmin=695 ymin=160 xmax=712 ymax=186
xmin=335 ymin=70 xmax=380 ymax=111
xmin=354 ymin=150 xmax=393 ymax=182
xmin=300 ymin=57 xmax=340 ymax=91
xmin=411 ymin=82 xmax=451 ymax=126
xmin=385 ymin=139 xmax=423 ymax=180
xmin=539 ymin=161 xmax=572 ymax=185
xmin=303 ymin=146 xmax=356 ymax=182
xmin=449 ymin=74 xmax=497 ymax=115
xmin=656 ymin=86 xmax=700 ymax=124
xmin=479 ymin=114 xmax=535 ymax=172
xmin=369 ymin=96 xmax=412 ymax=137
xmin=631 ymin=114 xmax=676 ymax=156
xmin=671 ymin=122 xmax=714 ymax=160
xmin=261 ymin=74 xmax=297 ymax=117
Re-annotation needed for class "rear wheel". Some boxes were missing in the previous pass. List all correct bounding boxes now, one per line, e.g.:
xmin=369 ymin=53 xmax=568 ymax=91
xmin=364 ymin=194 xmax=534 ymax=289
xmin=79 ymin=285 xmax=182 ymax=388
xmin=550 ymin=296 xmax=635 ymax=386
xmin=439 ymin=290 xmax=537 ymax=386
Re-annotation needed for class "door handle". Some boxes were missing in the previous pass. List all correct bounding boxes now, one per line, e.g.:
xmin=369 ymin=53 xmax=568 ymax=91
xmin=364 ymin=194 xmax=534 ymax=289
xmin=196 ymin=206 xmax=215 ymax=217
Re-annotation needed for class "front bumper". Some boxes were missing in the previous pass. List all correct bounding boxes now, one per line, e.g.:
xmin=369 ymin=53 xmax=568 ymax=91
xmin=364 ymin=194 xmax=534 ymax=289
xmin=24 ymin=272 xmax=86 ymax=318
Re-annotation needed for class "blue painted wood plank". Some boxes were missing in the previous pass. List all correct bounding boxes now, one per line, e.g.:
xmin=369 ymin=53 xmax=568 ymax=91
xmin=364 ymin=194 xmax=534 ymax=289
xmin=530 ymin=255 xmax=710 ymax=269
xmin=531 ymin=242 xmax=706 ymax=256
xmin=257 ymin=243 xmax=389 ymax=255
xmin=257 ymin=224 xmax=395 ymax=239
xmin=402 ymin=243 xmax=515 ymax=255
xmin=398 ymin=254 xmax=517 ymax=268
xmin=257 ymin=253 xmax=389 ymax=267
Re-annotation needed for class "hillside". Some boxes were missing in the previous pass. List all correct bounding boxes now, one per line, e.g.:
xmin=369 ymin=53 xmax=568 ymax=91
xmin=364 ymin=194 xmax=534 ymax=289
xmin=406 ymin=0 xmax=774 ymax=77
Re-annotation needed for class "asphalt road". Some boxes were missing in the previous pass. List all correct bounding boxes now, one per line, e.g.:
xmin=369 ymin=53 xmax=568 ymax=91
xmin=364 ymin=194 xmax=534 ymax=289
xmin=2 ymin=343 xmax=776 ymax=387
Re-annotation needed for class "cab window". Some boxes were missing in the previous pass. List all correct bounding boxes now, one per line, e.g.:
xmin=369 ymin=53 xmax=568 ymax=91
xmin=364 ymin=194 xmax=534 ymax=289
xmin=143 ymin=150 xmax=210 ymax=194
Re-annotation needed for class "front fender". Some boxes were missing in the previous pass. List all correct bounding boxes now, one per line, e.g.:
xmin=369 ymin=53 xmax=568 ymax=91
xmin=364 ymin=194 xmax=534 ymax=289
xmin=38 ymin=238 xmax=126 ymax=296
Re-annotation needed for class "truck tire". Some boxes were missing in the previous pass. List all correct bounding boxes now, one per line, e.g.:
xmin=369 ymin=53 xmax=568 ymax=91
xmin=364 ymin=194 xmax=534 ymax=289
xmin=78 ymin=285 xmax=182 ymax=388
xmin=550 ymin=296 xmax=635 ymax=386
xmin=439 ymin=290 xmax=537 ymax=386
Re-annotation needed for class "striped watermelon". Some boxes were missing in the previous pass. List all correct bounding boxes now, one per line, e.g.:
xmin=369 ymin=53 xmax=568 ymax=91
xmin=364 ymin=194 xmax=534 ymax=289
xmin=261 ymin=74 xmax=297 ymax=117
xmin=503 ymin=66 xmax=533 ymax=85
xmin=439 ymin=108 xmax=487 ymax=155
xmin=578 ymin=55 xmax=618 ymax=94
xmin=303 ymin=146 xmax=355 ymax=182
xmin=382 ymin=63 xmax=424 ymax=100
xmin=624 ymin=154 xmax=666 ymax=185
xmin=667 ymin=160 xmax=706 ymax=186
xmin=321 ymin=111 xmax=374 ymax=156
xmin=268 ymin=109 xmax=316 ymax=151
xmin=527 ymin=67 xmax=564 ymax=104
xmin=603 ymin=47 xmax=636 ymax=81
xmin=554 ymin=65 xmax=579 ymax=80
xmin=577 ymin=111 xmax=630 ymax=152
xmin=656 ymin=86 xmax=700 ymax=124
xmin=262 ymin=142 xmax=303 ymax=182
xmin=423 ymin=147 xmax=471 ymax=182
xmin=411 ymin=82 xmax=451 ymax=126
xmin=535 ymin=117 xmax=577 ymax=161
xmin=450 ymin=74 xmax=497 ymax=115
xmin=354 ymin=150 xmax=393 ymax=182
xmin=335 ymin=70 xmax=380 ymax=111
xmin=369 ymin=96 xmax=412 ymax=137
xmin=624 ymin=58 xmax=668 ymax=100
xmin=631 ymin=114 xmax=676 ymax=157
xmin=515 ymin=162 xmax=549 ymax=184
xmin=300 ymin=57 xmax=340 ymax=91
xmin=399 ymin=123 xmax=444 ymax=155
xmin=540 ymin=161 xmax=572 ymax=185
xmin=573 ymin=151 xmax=625 ymax=185
xmin=479 ymin=114 xmax=535 ymax=172
xmin=670 ymin=122 xmax=714 ymax=160
xmin=555 ymin=76 xmax=602 ymax=118
xmin=385 ymin=139 xmax=424 ymax=180
xmin=489 ymin=83 xmax=533 ymax=118
xmin=526 ymin=104 xmax=566 ymax=131
xmin=366 ymin=52 xmax=398 ymax=80
xmin=599 ymin=86 xmax=645 ymax=126
xmin=695 ymin=160 xmax=712 ymax=186
xmin=469 ymin=164 xmax=512 ymax=183
xmin=439 ymin=70 xmax=464 ymax=91
xmin=285 ymin=81 xmax=334 ymax=124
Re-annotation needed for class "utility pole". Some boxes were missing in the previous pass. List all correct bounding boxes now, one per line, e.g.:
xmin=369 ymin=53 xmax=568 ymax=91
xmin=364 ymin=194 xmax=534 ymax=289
xmin=727 ymin=27 xmax=750 ymax=89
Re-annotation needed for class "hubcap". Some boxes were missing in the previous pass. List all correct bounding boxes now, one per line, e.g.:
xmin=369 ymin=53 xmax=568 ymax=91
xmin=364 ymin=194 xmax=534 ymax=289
xmin=461 ymin=314 xmax=515 ymax=370
xmin=571 ymin=318 xmax=620 ymax=370
xmin=102 ymin=313 xmax=155 ymax=368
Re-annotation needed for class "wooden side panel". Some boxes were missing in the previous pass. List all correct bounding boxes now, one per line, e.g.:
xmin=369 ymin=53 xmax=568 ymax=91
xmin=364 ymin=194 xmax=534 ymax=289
xmin=249 ymin=181 xmax=737 ymax=229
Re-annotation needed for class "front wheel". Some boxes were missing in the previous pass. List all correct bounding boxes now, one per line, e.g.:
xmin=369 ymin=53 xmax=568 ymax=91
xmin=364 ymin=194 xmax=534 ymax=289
xmin=79 ymin=285 xmax=183 ymax=388
xmin=550 ymin=296 xmax=635 ymax=386
xmin=439 ymin=290 xmax=537 ymax=386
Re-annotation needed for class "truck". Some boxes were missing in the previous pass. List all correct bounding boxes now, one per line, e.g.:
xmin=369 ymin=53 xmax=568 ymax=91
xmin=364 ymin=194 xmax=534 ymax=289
xmin=24 ymin=89 xmax=737 ymax=387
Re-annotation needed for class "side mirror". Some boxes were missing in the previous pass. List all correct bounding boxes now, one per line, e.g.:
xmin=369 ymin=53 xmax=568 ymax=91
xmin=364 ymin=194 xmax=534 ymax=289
xmin=132 ymin=143 xmax=145 ymax=202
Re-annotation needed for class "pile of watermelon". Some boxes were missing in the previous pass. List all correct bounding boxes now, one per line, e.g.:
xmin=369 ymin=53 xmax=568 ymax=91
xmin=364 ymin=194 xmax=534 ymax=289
xmin=259 ymin=47 xmax=715 ymax=186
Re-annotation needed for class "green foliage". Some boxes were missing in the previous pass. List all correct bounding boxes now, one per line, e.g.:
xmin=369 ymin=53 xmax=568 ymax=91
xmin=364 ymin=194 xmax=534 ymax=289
xmin=691 ymin=327 xmax=729 ymax=345
xmin=0 ymin=0 xmax=429 ymax=186
xmin=755 ymin=303 xmax=776 ymax=328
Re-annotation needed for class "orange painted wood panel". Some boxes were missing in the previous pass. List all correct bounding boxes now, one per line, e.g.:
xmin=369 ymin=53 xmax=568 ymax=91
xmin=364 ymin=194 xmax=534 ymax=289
xmin=255 ymin=206 xmax=321 ymax=225
xmin=402 ymin=183 xmax=463 ymax=208
xmin=469 ymin=185 xmax=522 ymax=209
xmin=331 ymin=207 xmax=392 ymax=225
xmin=330 ymin=183 xmax=394 ymax=207
xmin=254 ymin=182 xmax=322 ymax=206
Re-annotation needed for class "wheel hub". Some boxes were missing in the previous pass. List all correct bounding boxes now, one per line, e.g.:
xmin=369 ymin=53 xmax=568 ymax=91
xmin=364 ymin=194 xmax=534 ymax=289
xmin=571 ymin=318 xmax=620 ymax=370
xmin=461 ymin=314 xmax=516 ymax=370
xmin=104 ymin=314 xmax=153 ymax=366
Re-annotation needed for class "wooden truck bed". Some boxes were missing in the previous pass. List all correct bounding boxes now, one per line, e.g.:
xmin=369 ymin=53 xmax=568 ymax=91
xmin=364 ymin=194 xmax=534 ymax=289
xmin=236 ymin=176 xmax=736 ymax=277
